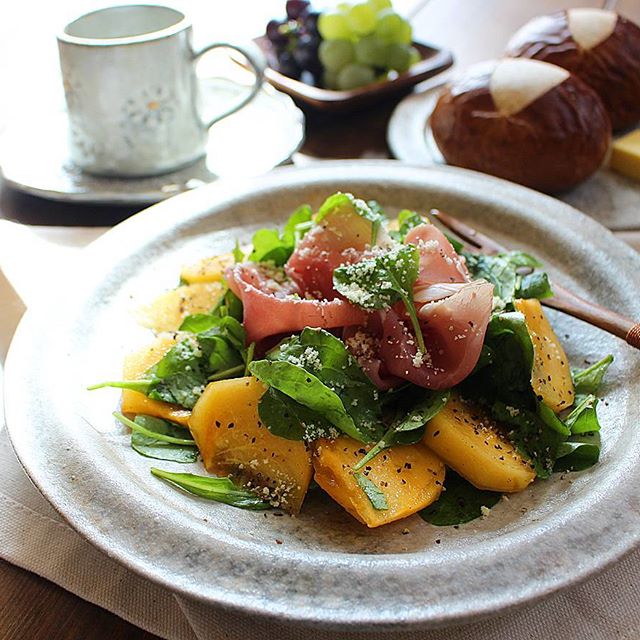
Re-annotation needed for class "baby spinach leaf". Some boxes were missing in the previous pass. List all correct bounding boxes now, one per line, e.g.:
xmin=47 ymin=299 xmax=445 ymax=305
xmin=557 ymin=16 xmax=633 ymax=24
xmin=256 ymin=327 xmax=383 ymax=442
xmin=233 ymin=239 xmax=245 ymax=263
xmin=419 ymin=471 xmax=501 ymax=526
xmin=124 ymin=414 xmax=198 ymax=463
xmin=113 ymin=412 xmax=195 ymax=445
xmin=464 ymin=251 xmax=550 ymax=308
xmin=333 ymin=244 xmax=426 ymax=354
xmin=353 ymin=390 xmax=449 ymax=471
xmin=354 ymin=472 xmax=388 ymax=510
xmin=565 ymin=394 xmax=600 ymax=434
xmin=492 ymin=401 xmax=563 ymax=478
xmin=150 ymin=469 xmax=270 ymax=510
xmin=516 ymin=271 xmax=553 ymax=300
xmin=258 ymin=387 xmax=337 ymax=441
xmin=146 ymin=336 xmax=210 ymax=409
xmin=87 ymin=379 xmax=153 ymax=394
xmin=248 ymin=204 xmax=313 ymax=266
xmin=250 ymin=360 xmax=367 ymax=442
xmin=389 ymin=209 xmax=425 ymax=241
xmin=554 ymin=432 xmax=600 ymax=472
xmin=572 ymin=355 xmax=614 ymax=395
xmin=316 ymin=192 xmax=386 ymax=244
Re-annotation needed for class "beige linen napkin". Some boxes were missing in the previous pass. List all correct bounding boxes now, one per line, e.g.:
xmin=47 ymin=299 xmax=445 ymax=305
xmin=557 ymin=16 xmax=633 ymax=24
xmin=1 ymin=222 xmax=638 ymax=640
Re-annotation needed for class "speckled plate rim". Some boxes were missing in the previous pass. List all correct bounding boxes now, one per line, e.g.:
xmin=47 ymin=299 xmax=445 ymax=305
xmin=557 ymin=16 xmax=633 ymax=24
xmin=4 ymin=161 xmax=640 ymax=630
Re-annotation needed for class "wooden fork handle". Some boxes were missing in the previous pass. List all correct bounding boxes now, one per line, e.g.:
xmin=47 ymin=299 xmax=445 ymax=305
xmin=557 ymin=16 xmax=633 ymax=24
xmin=627 ymin=324 xmax=640 ymax=349
xmin=543 ymin=283 xmax=640 ymax=350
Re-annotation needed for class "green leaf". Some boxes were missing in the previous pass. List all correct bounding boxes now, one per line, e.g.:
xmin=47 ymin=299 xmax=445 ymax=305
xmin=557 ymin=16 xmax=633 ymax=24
xmin=572 ymin=355 xmax=614 ymax=395
xmin=233 ymin=239 xmax=244 ymax=263
xmin=390 ymin=209 xmax=425 ymax=241
xmin=353 ymin=390 xmax=449 ymax=471
xmin=554 ymin=433 xmax=600 ymax=472
xmin=419 ymin=471 xmax=501 ymax=526
xmin=464 ymin=251 xmax=549 ymax=308
xmin=565 ymin=394 xmax=601 ymax=434
xmin=113 ymin=412 xmax=195 ymax=445
xmin=129 ymin=415 xmax=198 ymax=463
xmin=250 ymin=360 xmax=365 ymax=440
xmin=517 ymin=271 xmax=553 ymax=300
xmin=258 ymin=387 xmax=337 ymax=441
xmin=537 ymin=400 xmax=571 ymax=436
xmin=248 ymin=204 xmax=313 ymax=266
xmin=87 ymin=379 xmax=153 ymax=394
xmin=150 ymin=469 xmax=270 ymax=510
xmin=316 ymin=192 xmax=386 ymax=244
xmin=333 ymin=243 xmax=425 ymax=353
xmin=259 ymin=328 xmax=384 ymax=442
xmin=492 ymin=401 xmax=563 ymax=478
xmin=354 ymin=472 xmax=388 ymax=510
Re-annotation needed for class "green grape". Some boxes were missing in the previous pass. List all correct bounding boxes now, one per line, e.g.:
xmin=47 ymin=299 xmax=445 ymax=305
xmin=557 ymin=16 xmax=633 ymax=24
xmin=374 ymin=9 xmax=404 ymax=43
xmin=346 ymin=3 xmax=377 ymax=36
xmin=319 ymin=39 xmax=355 ymax=72
xmin=337 ymin=2 xmax=351 ymax=12
xmin=323 ymin=69 xmax=340 ymax=90
xmin=354 ymin=35 xmax=387 ymax=68
xmin=367 ymin=0 xmax=392 ymax=12
xmin=337 ymin=63 xmax=376 ymax=90
xmin=408 ymin=45 xmax=421 ymax=67
xmin=384 ymin=42 xmax=412 ymax=72
xmin=318 ymin=11 xmax=352 ymax=40
xmin=397 ymin=18 xmax=412 ymax=44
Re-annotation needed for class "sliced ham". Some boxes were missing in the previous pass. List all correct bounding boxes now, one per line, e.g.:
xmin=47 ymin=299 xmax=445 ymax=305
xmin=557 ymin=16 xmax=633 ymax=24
xmin=343 ymin=322 xmax=403 ymax=391
xmin=226 ymin=263 xmax=368 ymax=344
xmin=286 ymin=206 xmax=377 ymax=299
xmin=380 ymin=281 xmax=494 ymax=389
xmin=406 ymin=223 xmax=469 ymax=285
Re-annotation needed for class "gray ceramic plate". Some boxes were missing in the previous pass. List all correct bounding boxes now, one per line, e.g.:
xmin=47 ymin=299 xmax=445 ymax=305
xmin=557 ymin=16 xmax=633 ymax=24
xmin=387 ymin=89 xmax=640 ymax=232
xmin=4 ymin=162 xmax=640 ymax=630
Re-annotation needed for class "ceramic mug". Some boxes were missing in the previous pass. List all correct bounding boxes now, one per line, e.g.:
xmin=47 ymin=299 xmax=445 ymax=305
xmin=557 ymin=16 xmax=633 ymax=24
xmin=57 ymin=4 xmax=265 ymax=177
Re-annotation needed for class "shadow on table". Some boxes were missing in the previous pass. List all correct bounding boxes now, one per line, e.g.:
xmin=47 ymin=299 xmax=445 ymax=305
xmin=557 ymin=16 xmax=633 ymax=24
xmin=0 ymin=181 xmax=141 ymax=227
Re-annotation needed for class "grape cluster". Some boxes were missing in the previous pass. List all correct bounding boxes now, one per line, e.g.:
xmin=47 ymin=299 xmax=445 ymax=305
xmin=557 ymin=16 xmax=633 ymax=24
xmin=318 ymin=0 xmax=418 ymax=90
xmin=266 ymin=1 xmax=419 ymax=91
xmin=266 ymin=1 xmax=322 ymax=85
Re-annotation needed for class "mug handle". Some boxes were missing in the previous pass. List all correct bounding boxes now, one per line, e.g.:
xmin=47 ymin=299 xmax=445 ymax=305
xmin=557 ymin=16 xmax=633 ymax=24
xmin=193 ymin=43 xmax=265 ymax=129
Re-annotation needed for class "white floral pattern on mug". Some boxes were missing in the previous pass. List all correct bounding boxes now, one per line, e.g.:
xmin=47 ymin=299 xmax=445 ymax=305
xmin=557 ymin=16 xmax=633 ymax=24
xmin=122 ymin=86 xmax=177 ymax=132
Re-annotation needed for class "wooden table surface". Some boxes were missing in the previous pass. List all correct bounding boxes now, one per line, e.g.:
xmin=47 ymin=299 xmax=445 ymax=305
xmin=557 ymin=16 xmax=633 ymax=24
xmin=1 ymin=1 xmax=639 ymax=638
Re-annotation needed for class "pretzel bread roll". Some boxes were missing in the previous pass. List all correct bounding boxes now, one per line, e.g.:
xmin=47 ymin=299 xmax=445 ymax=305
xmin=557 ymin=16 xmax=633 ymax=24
xmin=506 ymin=9 xmax=640 ymax=131
xmin=430 ymin=58 xmax=611 ymax=193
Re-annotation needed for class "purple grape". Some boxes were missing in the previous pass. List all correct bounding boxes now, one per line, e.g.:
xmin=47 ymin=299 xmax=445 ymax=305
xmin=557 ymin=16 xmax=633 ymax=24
xmin=277 ymin=51 xmax=301 ymax=78
xmin=292 ymin=33 xmax=319 ymax=70
xmin=303 ymin=10 xmax=320 ymax=35
xmin=286 ymin=0 xmax=310 ymax=20
xmin=266 ymin=19 xmax=287 ymax=46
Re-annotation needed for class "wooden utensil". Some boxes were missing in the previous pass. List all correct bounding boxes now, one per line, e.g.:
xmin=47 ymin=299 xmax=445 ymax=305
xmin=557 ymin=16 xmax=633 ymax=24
xmin=430 ymin=209 xmax=640 ymax=349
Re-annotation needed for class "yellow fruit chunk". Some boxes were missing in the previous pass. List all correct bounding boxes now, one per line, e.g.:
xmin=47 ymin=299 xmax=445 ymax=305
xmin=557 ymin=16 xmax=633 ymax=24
xmin=514 ymin=298 xmax=575 ymax=412
xmin=121 ymin=334 xmax=191 ymax=427
xmin=610 ymin=129 xmax=640 ymax=182
xmin=137 ymin=282 xmax=225 ymax=333
xmin=180 ymin=253 xmax=234 ymax=284
xmin=189 ymin=377 xmax=313 ymax=514
xmin=313 ymin=436 xmax=445 ymax=528
xmin=423 ymin=394 xmax=535 ymax=493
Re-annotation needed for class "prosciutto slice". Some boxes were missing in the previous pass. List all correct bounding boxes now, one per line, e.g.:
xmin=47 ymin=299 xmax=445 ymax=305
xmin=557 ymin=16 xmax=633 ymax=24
xmin=380 ymin=281 xmax=494 ymax=389
xmin=343 ymin=321 xmax=403 ymax=391
xmin=406 ymin=223 xmax=469 ymax=285
xmin=226 ymin=263 xmax=368 ymax=344
xmin=286 ymin=207 xmax=375 ymax=299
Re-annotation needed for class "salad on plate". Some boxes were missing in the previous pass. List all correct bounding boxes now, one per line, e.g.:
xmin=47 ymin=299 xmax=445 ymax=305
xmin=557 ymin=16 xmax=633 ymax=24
xmin=91 ymin=192 xmax=612 ymax=528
